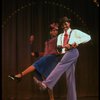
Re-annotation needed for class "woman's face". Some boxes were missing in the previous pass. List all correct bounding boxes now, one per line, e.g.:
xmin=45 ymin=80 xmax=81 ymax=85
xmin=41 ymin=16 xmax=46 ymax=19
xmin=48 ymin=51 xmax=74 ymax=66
xmin=50 ymin=28 xmax=58 ymax=37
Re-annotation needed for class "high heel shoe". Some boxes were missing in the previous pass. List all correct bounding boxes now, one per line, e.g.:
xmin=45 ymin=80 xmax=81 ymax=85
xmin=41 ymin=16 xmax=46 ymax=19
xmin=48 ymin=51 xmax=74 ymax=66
xmin=8 ymin=74 xmax=22 ymax=82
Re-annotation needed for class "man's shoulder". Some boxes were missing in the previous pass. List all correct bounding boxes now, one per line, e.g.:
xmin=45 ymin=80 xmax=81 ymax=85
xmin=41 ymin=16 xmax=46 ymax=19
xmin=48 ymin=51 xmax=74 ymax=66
xmin=71 ymin=29 xmax=81 ymax=32
xmin=58 ymin=33 xmax=63 ymax=37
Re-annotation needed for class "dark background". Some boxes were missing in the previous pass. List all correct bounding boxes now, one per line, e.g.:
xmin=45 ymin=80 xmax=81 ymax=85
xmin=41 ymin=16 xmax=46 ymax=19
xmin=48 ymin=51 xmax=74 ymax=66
xmin=2 ymin=0 xmax=99 ymax=100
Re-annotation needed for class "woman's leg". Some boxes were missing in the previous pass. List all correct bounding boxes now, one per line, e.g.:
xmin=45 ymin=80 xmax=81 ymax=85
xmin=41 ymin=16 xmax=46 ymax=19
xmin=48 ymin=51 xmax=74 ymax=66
xmin=15 ymin=65 xmax=36 ymax=78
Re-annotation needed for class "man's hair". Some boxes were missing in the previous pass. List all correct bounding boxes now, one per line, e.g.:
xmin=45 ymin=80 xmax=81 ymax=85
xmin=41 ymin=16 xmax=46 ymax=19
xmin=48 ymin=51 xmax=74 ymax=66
xmin=59 ymin=16 xmax=71 ymax=24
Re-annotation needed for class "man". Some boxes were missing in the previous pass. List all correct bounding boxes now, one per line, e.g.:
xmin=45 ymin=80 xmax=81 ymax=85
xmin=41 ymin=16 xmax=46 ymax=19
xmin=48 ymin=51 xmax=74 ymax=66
xmin=33 ymin=16 xmax=91 ymax=100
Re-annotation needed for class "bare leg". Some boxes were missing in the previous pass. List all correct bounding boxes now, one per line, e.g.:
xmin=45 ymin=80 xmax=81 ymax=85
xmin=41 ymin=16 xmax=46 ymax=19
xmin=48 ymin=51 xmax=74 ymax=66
xmin=48 ymin=88 xmax=54 ymax=100
xmin=42 ymin=77 xmax=55 ymax=100
xmin=15 ymin=65 xmax=36 ymax=78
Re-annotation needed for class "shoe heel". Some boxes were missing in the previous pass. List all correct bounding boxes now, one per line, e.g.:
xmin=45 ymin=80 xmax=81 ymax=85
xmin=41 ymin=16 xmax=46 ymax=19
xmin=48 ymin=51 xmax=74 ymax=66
xmin=8 ymin=75 xmax=22 ymax=82
xmin=8 ymin=75 xmax=15 ymax=80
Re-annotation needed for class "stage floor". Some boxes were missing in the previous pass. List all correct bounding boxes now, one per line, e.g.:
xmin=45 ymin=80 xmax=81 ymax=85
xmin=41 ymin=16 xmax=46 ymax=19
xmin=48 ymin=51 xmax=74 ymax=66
xmin=31 ymin=96 xmax=98 ymax=100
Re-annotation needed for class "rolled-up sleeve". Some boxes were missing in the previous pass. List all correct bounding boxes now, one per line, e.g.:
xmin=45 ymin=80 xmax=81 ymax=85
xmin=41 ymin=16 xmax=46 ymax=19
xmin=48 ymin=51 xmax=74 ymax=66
xmin=68 ymin=29 xmax=91 ymax=45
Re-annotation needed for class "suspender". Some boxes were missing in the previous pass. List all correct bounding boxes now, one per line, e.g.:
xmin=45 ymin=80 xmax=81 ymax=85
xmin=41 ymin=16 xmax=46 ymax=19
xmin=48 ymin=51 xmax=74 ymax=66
xmin=67 ymin=29 xmax=72 ymax=43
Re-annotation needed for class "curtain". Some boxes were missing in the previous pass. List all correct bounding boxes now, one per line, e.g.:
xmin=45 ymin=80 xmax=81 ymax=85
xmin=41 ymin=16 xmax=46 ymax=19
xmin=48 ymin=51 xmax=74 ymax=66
xmin=2 ymin=0 xmax=99 ymax=99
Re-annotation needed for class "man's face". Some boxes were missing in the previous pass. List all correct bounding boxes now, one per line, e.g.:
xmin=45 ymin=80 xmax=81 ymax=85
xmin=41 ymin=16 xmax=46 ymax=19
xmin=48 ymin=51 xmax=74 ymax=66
xmin=62 ymin=22 xmax=70 ymax=31
xmin=50 ymin=28 xmax=58 ymax=37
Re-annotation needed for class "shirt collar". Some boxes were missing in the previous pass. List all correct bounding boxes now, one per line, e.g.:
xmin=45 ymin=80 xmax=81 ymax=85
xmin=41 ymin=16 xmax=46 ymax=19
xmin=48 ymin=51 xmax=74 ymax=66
xmin=64 ymin=28 xmax=71 ymax=35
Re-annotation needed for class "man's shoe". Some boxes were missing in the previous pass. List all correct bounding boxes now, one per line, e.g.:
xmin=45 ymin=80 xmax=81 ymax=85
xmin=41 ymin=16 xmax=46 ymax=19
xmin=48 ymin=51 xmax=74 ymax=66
xmin=8 ymin=75 xmax=22 ymax=82
xmin=33 ymin=77 xmax=47 ymax=90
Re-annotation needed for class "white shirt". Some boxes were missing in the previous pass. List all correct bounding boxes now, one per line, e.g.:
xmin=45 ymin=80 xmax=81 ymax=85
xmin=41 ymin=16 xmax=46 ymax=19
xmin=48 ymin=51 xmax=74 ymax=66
xmin=57 ymin=28 xmax=91 ymax=53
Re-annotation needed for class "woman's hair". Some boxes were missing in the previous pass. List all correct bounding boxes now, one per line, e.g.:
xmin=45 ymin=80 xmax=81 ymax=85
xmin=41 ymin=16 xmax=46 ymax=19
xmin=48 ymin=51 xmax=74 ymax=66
xmin=50 ymin=22 xmax=59 ymax=30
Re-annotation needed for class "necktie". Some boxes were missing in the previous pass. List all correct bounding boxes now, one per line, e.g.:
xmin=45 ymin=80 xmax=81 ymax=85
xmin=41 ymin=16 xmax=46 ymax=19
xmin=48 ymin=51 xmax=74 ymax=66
xmin=63 ymin=31 xmax=69 ymax=47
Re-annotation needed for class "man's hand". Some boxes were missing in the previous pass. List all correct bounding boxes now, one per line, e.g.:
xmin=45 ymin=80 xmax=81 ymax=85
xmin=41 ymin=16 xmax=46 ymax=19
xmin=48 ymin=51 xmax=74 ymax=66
xmin=64 ymin=42 xmax=78 ymax=50
xmin=71 ymin=42 xmax=78 ymax=48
